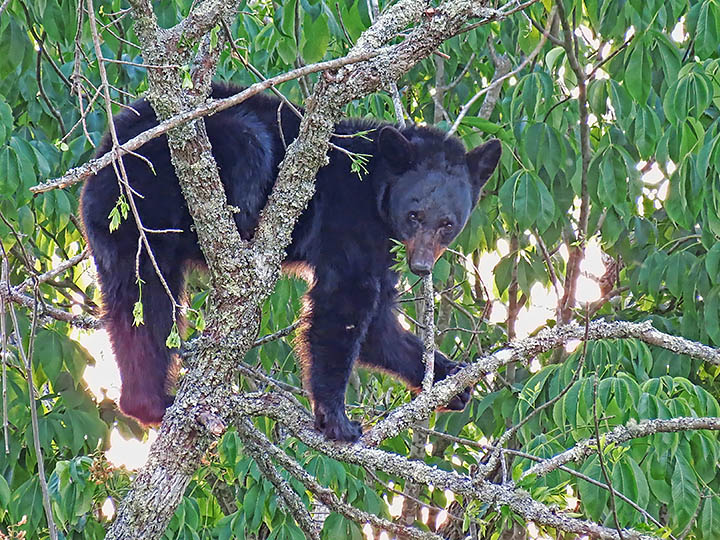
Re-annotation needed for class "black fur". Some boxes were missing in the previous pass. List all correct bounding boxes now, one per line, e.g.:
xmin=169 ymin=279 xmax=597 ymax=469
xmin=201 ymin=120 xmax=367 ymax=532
xmin=80 ymin=84 xmax=501 ymax=441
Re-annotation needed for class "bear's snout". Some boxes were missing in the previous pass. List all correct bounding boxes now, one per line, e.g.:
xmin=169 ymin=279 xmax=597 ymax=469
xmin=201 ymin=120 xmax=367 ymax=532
xmin=405 ymin=231 xmax=444 ymax=276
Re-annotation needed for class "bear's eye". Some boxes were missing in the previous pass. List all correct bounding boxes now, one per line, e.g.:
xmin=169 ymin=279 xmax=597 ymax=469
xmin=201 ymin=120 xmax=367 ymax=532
xmin=440 ymin=220 xmax=453 ymax=231
xmin=408 ymin=211 xmax=419 ymax=223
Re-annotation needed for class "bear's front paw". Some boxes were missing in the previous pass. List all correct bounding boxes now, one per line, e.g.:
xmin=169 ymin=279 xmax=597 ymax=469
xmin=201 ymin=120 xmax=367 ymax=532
xmin=435 ymin=360 xmax=472 ymax=411
xmin=314 ymin=406 xmax=362 ymax=442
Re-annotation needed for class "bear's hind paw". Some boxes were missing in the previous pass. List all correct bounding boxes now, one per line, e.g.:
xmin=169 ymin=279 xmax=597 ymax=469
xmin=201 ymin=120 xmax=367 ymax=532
xmin=443 ymin=388 xmax=471 ymax=411
xmin=437 ymin=362 xmax=472 ymax=411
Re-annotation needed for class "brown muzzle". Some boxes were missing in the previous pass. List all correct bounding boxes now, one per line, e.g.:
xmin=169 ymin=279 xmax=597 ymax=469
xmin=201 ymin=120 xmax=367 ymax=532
xmin=404 ymin=232 xmax=446 ymax=276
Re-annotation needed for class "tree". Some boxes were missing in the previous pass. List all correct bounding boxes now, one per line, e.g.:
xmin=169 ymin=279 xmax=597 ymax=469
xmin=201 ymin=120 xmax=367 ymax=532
xmin=1 ymin=0 xmax=720 ymax=538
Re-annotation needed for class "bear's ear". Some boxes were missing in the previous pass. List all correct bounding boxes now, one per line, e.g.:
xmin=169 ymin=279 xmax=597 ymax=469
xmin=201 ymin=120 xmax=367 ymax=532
xmin=377 ymin=126 xmax=415 ymax=174
xmin=466 ymin=139 xmax=502 ymax=199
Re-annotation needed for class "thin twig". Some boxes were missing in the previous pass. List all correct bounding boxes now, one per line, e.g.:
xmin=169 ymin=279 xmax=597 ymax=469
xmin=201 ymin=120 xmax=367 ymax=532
xmin=236 ymin=392 xmax=659 ymax=539
xmin=363 ymin=319 xmax=720 ymax=447
xmin=18 ymin=249 xmax=89 ymax=291
xmin=62 ymin=85 xmax=102 ymax=147
xmin=335 ymin=2 xmax=354 ymax=44
xmin=0 ymin=0 xmax=12 ymax=19
xmin=446 ymin=6 xmax=556 ymax=137
xmin=364 ymin=466 xmax=466 ymax=526
xmin=86 ymin=0 xmax=181 ymax=323
xmin=534 ymin=231 xmax=561 ymax=299
xmin=100 ymin=57 xmax=182 ymax=69
xmin=481 ymin=315 xmax=590 ymax=477
xmin=390 ymin=84 xmax=406 ymax=128
xmin=7 ymin=284 xmax=59 ymax=540
xmin=0 ymin=253 xmax=9 ymax=454
xmin=477 ymin=41 xmax=509 ymax=121
xmin=588 ymin=33 xmax=634 ymax=79
xmin=237 ymin=360 xmax=308 ymax=399
xmin=253 ymin=320 xmax=301 ymax=348
xmin=0 ymin=282 xmax=101 ymax=328
xmin=240 ymin=426 xmax=321 ymax=540
xmin=414 ymin=425 xmax=668 ymax=532
xmin=19 ymin=0 xmax=73 ymax=89
xmin=34 ymin=32 xmax=66 ymax=133
xmin=593 ymin=372 xmax=624 ymax=539
xmin=523 ymin=415 xmax=720 ymax=480
xmin=557 ymin=0 xmax=592 ymax=324
xmin=31 ymin=50 xmax=380 ymax=194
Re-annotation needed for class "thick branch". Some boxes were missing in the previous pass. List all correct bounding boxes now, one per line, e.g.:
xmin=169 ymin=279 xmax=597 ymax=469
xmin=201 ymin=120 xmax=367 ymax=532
xmin=362 ymin=320 xmax=720 ymax=446
xmin=168 ymin=0 xmax=231 ymax=46
xmin=239 ymin=422 xmax=321 ymax=540
xmin=233 ymin=393 xmax=658 ymax=540
xmin=236 ymin=418 xmax=442 ymax=540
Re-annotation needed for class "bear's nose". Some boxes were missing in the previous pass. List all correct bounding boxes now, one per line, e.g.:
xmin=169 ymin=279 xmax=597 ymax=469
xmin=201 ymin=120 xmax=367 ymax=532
xmin=410 ymin=260 xmax=432 ymax=276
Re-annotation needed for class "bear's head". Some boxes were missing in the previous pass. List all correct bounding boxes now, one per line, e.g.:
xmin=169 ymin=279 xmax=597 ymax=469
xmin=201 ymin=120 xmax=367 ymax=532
xmin=376 ymin=126 xmax=501 ymax=276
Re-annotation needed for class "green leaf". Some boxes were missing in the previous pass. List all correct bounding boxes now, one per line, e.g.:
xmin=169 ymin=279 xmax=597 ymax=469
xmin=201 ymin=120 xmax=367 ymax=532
xmin=671 ymin=454 xmax=701 ymax=531
xmin=695 ymin=0 xmax=720 ymax=58
xmin=54 ymin=189 xmax=72 ymax=231
xmin=705 ymin=286 xmax=720 ymax=344
xmin=276 ymin=36 xmax=297 ymax=65
xmin=647 ymin=451 xmax=673 ymax=504
xmin=302 ymin=13 xmax=329 ymax=63
xmin=633 ymin=106 xmax=661 ymax=158
xmin=563 ymin=380 xmax=581 ymax=431
xmin=609 ymin=80 xmax=634 ymax=127
xmin=514 ymin=171 xmax=538 ymax=230
xmin=653 ymin=32 xmax=682 ymax=81
xmin=665 ymin=67 xmax=714 ymax=125
xmin=493 ymin=255 xmax=514 ymax=296
xmin=706 ymin=243 xmax=720 ymax=283
xmin=0 ymin=96 xmax=12 ymax=145
xmin=34 ymin=330 xmax=64 ymax=384
xmin=612 ymin=459 xmax=647 ymax=525
xmin=700 ymin=497 xmax=720 ymax=540
xmin=578 ymin=455 xmax=609 ymax=520
xmin=0 ymin=147 xmax=20 ymax=198
xmin=280 ymin=0 xmax=298 ymax=39
xmin=518 ymin=18 xmax=540 ymax=55
xmin=625 ymin=41 xmax=651 ymax=103
xmin=0 ymin=474 xmax=10 ymax=510
xmin=534 ymin=176 xmax=555 ymax=232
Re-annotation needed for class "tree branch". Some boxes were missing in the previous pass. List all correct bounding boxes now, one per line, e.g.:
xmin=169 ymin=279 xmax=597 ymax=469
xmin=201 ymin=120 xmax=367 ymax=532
xmin=362 ymin=320 xmax=720 ymax=446
xmin=233 ymin=392 xmax=659 ymax=540
xmin=236 ymin=418 xmax=443 ymax=540
xmin=30 ymin=52 xmax=379 ymax=195
xmin=556 ymin=0 xmax=592 ymax=323
xmin=522 ymin=416 xmax=720 ymax=480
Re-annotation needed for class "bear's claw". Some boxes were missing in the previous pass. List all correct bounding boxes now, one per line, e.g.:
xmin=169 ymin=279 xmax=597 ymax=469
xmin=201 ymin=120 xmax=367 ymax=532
xmin=435 ymin=360 xmax=472 ymax=411
xmin=314 ymin=406 xmax=363 ymax=442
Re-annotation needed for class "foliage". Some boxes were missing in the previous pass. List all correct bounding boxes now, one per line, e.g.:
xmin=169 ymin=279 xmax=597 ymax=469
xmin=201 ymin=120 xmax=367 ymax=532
xmin=1 ymin=0 xmax=720 ymax=538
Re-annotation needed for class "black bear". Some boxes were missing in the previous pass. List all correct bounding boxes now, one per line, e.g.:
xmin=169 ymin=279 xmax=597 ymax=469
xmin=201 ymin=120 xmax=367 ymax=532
xmin=80 ymin=84 xmax=501 ymax=442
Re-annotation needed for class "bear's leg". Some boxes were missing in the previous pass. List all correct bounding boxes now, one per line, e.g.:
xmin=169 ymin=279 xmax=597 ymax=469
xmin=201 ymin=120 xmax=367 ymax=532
xmin=97 ymin=251 xmax=186 ymax=425
xmin=298 ymin=272 xmax=381 ymax=442
xmin=360 ymin=293 xmax=472 ymax=411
